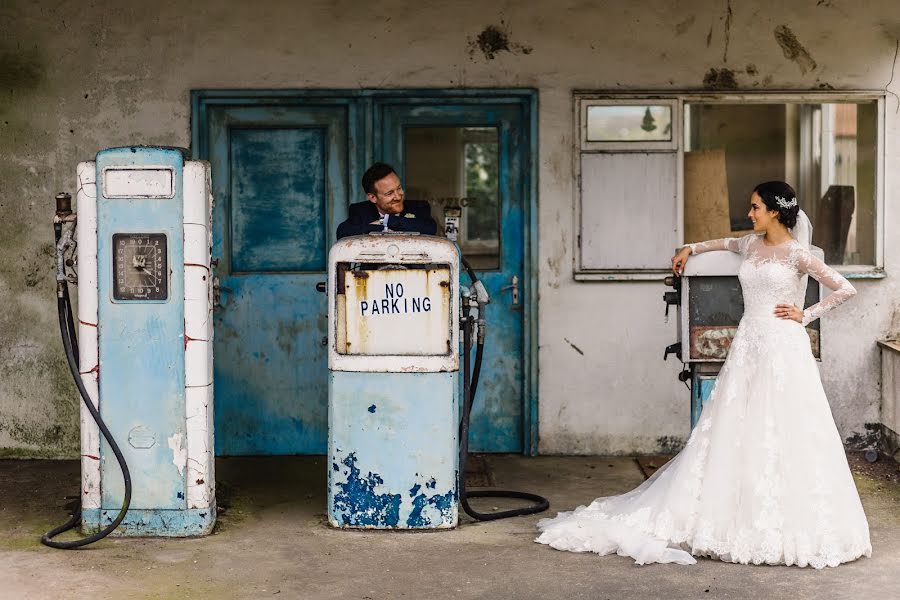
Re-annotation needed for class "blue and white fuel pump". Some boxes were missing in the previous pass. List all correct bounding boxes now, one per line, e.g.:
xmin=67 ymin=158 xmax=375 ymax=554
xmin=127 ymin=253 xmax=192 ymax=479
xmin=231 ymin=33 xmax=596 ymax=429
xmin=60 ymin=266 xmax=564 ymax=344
xmin=44 ymin=146 xmax=215 ymax=546
xmin=324 ymin=233 xmax=548 ymax=529
xmin=326 ymin=235 xmax=461 ymax=528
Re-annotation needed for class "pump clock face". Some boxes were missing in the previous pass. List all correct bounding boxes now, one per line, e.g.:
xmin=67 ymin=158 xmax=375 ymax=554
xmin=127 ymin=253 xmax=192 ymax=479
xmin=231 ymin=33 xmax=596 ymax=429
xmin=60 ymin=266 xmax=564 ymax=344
xmin=112 ymin=233 xmax=168 ymax=301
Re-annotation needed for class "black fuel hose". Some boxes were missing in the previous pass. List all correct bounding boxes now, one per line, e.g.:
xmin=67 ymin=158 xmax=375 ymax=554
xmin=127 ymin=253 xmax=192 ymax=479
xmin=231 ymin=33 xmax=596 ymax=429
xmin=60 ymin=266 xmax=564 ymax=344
xmin=458 ymin=259 xmax=549 ymax=521
xmin=42 ymin=226 xmax=132 ymax=549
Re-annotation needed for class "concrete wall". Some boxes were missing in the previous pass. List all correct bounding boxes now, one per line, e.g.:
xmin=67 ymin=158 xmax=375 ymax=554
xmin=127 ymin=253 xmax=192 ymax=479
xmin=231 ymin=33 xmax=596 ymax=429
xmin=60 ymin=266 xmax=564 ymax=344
xmin=2 ymin=0 xmax=898 ymax=456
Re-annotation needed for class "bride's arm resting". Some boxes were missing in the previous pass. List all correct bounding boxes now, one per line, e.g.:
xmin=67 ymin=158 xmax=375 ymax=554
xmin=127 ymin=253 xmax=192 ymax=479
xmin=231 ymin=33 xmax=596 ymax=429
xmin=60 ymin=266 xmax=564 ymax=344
xmin=686 ymin=238 xmax=743 ymax=254
xmin=671 ymin=237 xmax=744 ymax=275
xmin=796 ymin=249 xmax=857 ymax=326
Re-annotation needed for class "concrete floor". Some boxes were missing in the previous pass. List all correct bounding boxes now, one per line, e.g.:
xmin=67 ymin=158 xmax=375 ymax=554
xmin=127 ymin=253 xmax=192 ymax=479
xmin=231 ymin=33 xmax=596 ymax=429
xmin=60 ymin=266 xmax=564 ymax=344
xmin=1 ymin=454 xmax=898 ymax=600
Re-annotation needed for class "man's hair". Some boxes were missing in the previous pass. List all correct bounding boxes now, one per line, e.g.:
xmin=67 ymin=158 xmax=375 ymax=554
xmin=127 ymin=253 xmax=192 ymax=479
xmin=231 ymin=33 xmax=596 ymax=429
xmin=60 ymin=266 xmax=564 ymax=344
xmin=362 ymin=162 xmax=397 ymax=195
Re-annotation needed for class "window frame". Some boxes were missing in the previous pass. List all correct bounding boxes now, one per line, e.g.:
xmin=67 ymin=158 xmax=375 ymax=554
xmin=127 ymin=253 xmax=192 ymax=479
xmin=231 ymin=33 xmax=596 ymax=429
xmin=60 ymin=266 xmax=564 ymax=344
xmin=574 ymin=91 xmax=885 ymax=281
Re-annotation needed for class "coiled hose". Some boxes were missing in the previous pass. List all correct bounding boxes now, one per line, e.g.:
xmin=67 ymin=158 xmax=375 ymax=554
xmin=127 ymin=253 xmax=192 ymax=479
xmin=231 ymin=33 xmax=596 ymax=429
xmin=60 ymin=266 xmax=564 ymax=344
xmin=457 ymin=257 xmax=549 ymax=521
xmin=41 ymin=218 xmax=132 ymax=548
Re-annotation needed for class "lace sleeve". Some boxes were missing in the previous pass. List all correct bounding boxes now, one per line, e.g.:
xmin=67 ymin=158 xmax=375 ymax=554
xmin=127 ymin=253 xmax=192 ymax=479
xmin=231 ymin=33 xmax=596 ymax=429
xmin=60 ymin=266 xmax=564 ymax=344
xmin=795 ymin=250 xmax=857 ymax=326
xmin=686 ymin=237 xmax=744 ymax=255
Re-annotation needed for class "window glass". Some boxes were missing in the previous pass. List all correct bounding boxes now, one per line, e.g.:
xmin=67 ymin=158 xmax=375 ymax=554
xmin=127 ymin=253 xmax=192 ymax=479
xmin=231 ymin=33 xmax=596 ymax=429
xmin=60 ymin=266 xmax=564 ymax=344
xmin=404 ymin=127 xmax=500 ymax=269
xmin=586 ymin=105 xmax=673 ymax=142
xmin=684 ymin=101 xmax=877 ymax=265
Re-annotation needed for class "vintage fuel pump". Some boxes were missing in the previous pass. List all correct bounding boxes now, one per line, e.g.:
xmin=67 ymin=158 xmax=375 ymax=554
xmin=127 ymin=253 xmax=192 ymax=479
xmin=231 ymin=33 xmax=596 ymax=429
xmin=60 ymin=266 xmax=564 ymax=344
xmin=663 ymin=247 xmax=824 ymax=428
xmin=323 ymin=233 xmax=547 ymax=529
xmin=44 ymin=147 xmax=215 ymax=547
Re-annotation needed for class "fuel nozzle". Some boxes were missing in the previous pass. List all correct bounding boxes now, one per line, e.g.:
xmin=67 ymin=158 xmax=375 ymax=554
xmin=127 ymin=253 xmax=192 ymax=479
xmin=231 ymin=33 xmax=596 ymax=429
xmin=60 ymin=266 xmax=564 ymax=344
xmin=53 ymin=192 xmax=77 ymax=291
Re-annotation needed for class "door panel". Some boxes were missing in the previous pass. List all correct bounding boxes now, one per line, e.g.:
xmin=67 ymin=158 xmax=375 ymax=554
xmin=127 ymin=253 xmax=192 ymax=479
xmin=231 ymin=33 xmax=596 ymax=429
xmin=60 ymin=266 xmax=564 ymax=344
xmin=230 ymin=128 xmax=328 ymax=272
xmin=377 ymin=100 xmax=531 ymax=452
xmin=197 ymin=91 xmax=533 ymax=455
xmin=209 ymin=103 xmax=362 ymax=455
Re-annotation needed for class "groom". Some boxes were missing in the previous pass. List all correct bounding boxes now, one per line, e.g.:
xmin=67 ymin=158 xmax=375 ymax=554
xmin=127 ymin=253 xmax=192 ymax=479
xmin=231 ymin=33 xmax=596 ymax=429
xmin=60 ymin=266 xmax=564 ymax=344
xmin=336 ymin=162 xmax=437 ymax=239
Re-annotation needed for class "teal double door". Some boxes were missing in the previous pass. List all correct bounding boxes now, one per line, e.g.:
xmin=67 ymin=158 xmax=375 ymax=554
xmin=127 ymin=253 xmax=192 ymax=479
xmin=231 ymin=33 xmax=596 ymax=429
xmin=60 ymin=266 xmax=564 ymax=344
xmin=193 ymin=90 xmax=536 ymax=455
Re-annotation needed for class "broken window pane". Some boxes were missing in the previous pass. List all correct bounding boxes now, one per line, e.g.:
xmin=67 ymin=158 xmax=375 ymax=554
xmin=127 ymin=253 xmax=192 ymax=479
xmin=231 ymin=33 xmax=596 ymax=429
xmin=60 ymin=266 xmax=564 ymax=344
xmin=586 ymin=105 xmax=673 ymax=142
xmin=684 ymin=101 xmax=877 ymax=266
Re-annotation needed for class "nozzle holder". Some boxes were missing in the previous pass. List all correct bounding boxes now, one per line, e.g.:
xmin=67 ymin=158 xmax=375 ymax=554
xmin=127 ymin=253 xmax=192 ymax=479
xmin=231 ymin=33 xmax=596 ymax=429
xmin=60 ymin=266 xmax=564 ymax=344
xmin=55 ymin=193 xmax=73 ymax=217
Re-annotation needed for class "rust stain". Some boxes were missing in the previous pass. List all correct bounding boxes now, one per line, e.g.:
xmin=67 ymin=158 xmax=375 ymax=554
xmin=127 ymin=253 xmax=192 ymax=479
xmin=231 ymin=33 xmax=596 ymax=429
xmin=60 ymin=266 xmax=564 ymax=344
xmin=690 ymin=326 xmax=736 ymax=360
xmin=81 ymin=454 xmax=99 ymax=460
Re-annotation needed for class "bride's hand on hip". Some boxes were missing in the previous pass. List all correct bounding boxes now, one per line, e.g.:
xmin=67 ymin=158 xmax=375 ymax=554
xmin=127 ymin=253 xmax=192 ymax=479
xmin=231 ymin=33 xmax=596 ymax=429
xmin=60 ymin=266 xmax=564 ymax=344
xmin=671 ymin=247 xmax=692 ymax=276
xmin=774 ymin=303 xmax=803 ymax=322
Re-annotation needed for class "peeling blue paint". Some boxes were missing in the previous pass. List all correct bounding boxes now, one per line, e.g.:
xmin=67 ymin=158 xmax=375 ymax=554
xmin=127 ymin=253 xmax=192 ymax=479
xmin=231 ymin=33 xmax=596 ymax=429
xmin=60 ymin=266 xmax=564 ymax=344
xmin=328 ymin=371 xmax=459 ymax=528
xmin=332 ymin=453 xmax=401 ymax=527
xmin=81 ymin=507 xmax=215 ymax=537
xmin=407 ymin=490 xmax=457 ymax=528
xmin=368 ymin=404 xmax=377 ymax=413
xmin=332 ymin=462 xmax=340 ymax=471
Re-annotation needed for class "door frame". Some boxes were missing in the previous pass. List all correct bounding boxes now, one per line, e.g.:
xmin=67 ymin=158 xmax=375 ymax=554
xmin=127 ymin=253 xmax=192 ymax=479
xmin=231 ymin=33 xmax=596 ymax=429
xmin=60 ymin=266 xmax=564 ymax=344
xmin=191 ymin=88 xmax=540 ymax=455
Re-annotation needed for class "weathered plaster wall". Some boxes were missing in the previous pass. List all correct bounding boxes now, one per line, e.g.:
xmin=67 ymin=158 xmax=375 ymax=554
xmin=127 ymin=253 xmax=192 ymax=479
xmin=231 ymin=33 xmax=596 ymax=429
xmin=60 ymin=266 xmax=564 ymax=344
xmin=1 ymin=0 xmax=897 ymax=456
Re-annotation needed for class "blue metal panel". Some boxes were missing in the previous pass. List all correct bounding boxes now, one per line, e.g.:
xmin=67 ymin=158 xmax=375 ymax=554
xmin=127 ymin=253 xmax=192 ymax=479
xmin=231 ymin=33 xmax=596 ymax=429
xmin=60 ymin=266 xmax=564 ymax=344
xmin=96 ymin=147 xmax=186 ymax=510
xmin=328 ymin=371 xmax=458 ymax=529
xmin=377 ymin=100 xmax=530 ymax=453
xmin=230 ymin=128 xmax=327 ymax=272
xmin=81 ymin=507 xmax=214 ymax=537
xmin=209 ymin=103 xmax=365 ymax=455
xmin=691 ymin=374 xmax=718 ymax=429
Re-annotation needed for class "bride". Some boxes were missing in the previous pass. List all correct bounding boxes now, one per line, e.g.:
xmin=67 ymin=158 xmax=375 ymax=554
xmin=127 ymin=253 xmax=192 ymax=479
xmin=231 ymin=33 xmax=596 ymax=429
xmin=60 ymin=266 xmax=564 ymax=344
xmin=536 ymin=181 xmax=872 ymax=568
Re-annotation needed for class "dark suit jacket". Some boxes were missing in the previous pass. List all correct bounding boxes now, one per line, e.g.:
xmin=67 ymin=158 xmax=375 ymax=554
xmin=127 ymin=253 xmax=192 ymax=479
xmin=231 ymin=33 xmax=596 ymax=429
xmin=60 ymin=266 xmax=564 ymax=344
xmin=336 ymin=200 xmax=437 ymax=239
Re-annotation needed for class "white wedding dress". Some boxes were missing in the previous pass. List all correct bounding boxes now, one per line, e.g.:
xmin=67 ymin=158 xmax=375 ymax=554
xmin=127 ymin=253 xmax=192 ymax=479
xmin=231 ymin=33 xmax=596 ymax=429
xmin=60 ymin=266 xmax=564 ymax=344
xmin=536 ymin=232 xmax=872 ymax=568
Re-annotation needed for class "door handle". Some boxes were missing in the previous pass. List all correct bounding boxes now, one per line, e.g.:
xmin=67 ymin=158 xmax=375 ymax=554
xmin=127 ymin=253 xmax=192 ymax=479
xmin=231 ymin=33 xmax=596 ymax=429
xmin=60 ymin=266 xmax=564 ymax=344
xmin=500 ymin=275 xmax=519 ymax=306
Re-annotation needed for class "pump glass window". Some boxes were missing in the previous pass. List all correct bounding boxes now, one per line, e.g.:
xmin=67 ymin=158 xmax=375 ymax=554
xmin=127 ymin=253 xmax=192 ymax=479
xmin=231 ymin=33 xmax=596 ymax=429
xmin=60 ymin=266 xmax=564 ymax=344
xmin=112 ymin=233 xmax=168 ymax=301
xmin=684 ymin=101 xmax=878 ymax=266
xmin=404 ymin=127 xmax=500 ymax=270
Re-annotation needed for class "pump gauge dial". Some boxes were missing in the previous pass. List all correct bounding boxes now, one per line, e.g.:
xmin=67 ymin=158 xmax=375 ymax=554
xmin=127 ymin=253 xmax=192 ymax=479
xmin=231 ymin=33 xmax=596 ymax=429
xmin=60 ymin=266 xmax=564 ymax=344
xmin=112 ymin=233 xmax=168 ymax=301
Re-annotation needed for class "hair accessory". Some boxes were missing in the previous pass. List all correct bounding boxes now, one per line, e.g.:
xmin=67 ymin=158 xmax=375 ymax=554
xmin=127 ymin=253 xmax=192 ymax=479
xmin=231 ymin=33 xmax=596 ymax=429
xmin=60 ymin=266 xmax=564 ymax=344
xmin=775 ymin=195 xmax=798 ymax=209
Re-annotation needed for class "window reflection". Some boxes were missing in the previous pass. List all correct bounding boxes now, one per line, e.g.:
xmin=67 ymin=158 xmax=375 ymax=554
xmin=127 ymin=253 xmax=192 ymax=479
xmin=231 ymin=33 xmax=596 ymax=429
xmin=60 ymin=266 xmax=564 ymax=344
xmin=684 ymin=102 xmax=876 ymax=265
xmin=586 ymin=105 xmax=673 ymax=142
xmin=404 ymin=127 xmax=500 ymax=269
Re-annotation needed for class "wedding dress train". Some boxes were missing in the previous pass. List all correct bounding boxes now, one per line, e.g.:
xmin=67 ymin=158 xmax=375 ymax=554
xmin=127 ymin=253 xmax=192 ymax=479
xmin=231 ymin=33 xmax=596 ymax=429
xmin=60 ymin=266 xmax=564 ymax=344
xmin=536 ymin=233 xmax=872 ymax=568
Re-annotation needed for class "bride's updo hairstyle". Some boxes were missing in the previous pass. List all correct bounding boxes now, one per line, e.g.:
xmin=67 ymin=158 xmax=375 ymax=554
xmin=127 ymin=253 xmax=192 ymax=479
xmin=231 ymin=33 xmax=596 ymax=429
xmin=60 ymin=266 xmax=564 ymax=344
xmin=752 ymin=181 xmax=799 ymax=229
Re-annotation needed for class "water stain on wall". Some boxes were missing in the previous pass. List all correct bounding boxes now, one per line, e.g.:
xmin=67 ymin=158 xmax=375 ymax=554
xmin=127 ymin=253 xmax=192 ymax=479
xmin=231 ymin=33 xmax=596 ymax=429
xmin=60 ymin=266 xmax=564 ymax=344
xmin=675 ymin=15 xmax=696 ymax=36
xmin=467 ymin=22 xmax=533 ymax=61
xmin=703 ymin=67 xmax=738 ymax=89
xmin=0 ymin=48 xmax=44 ymax=92
xmin=774 ymin=25 xmax=817 ymax=74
